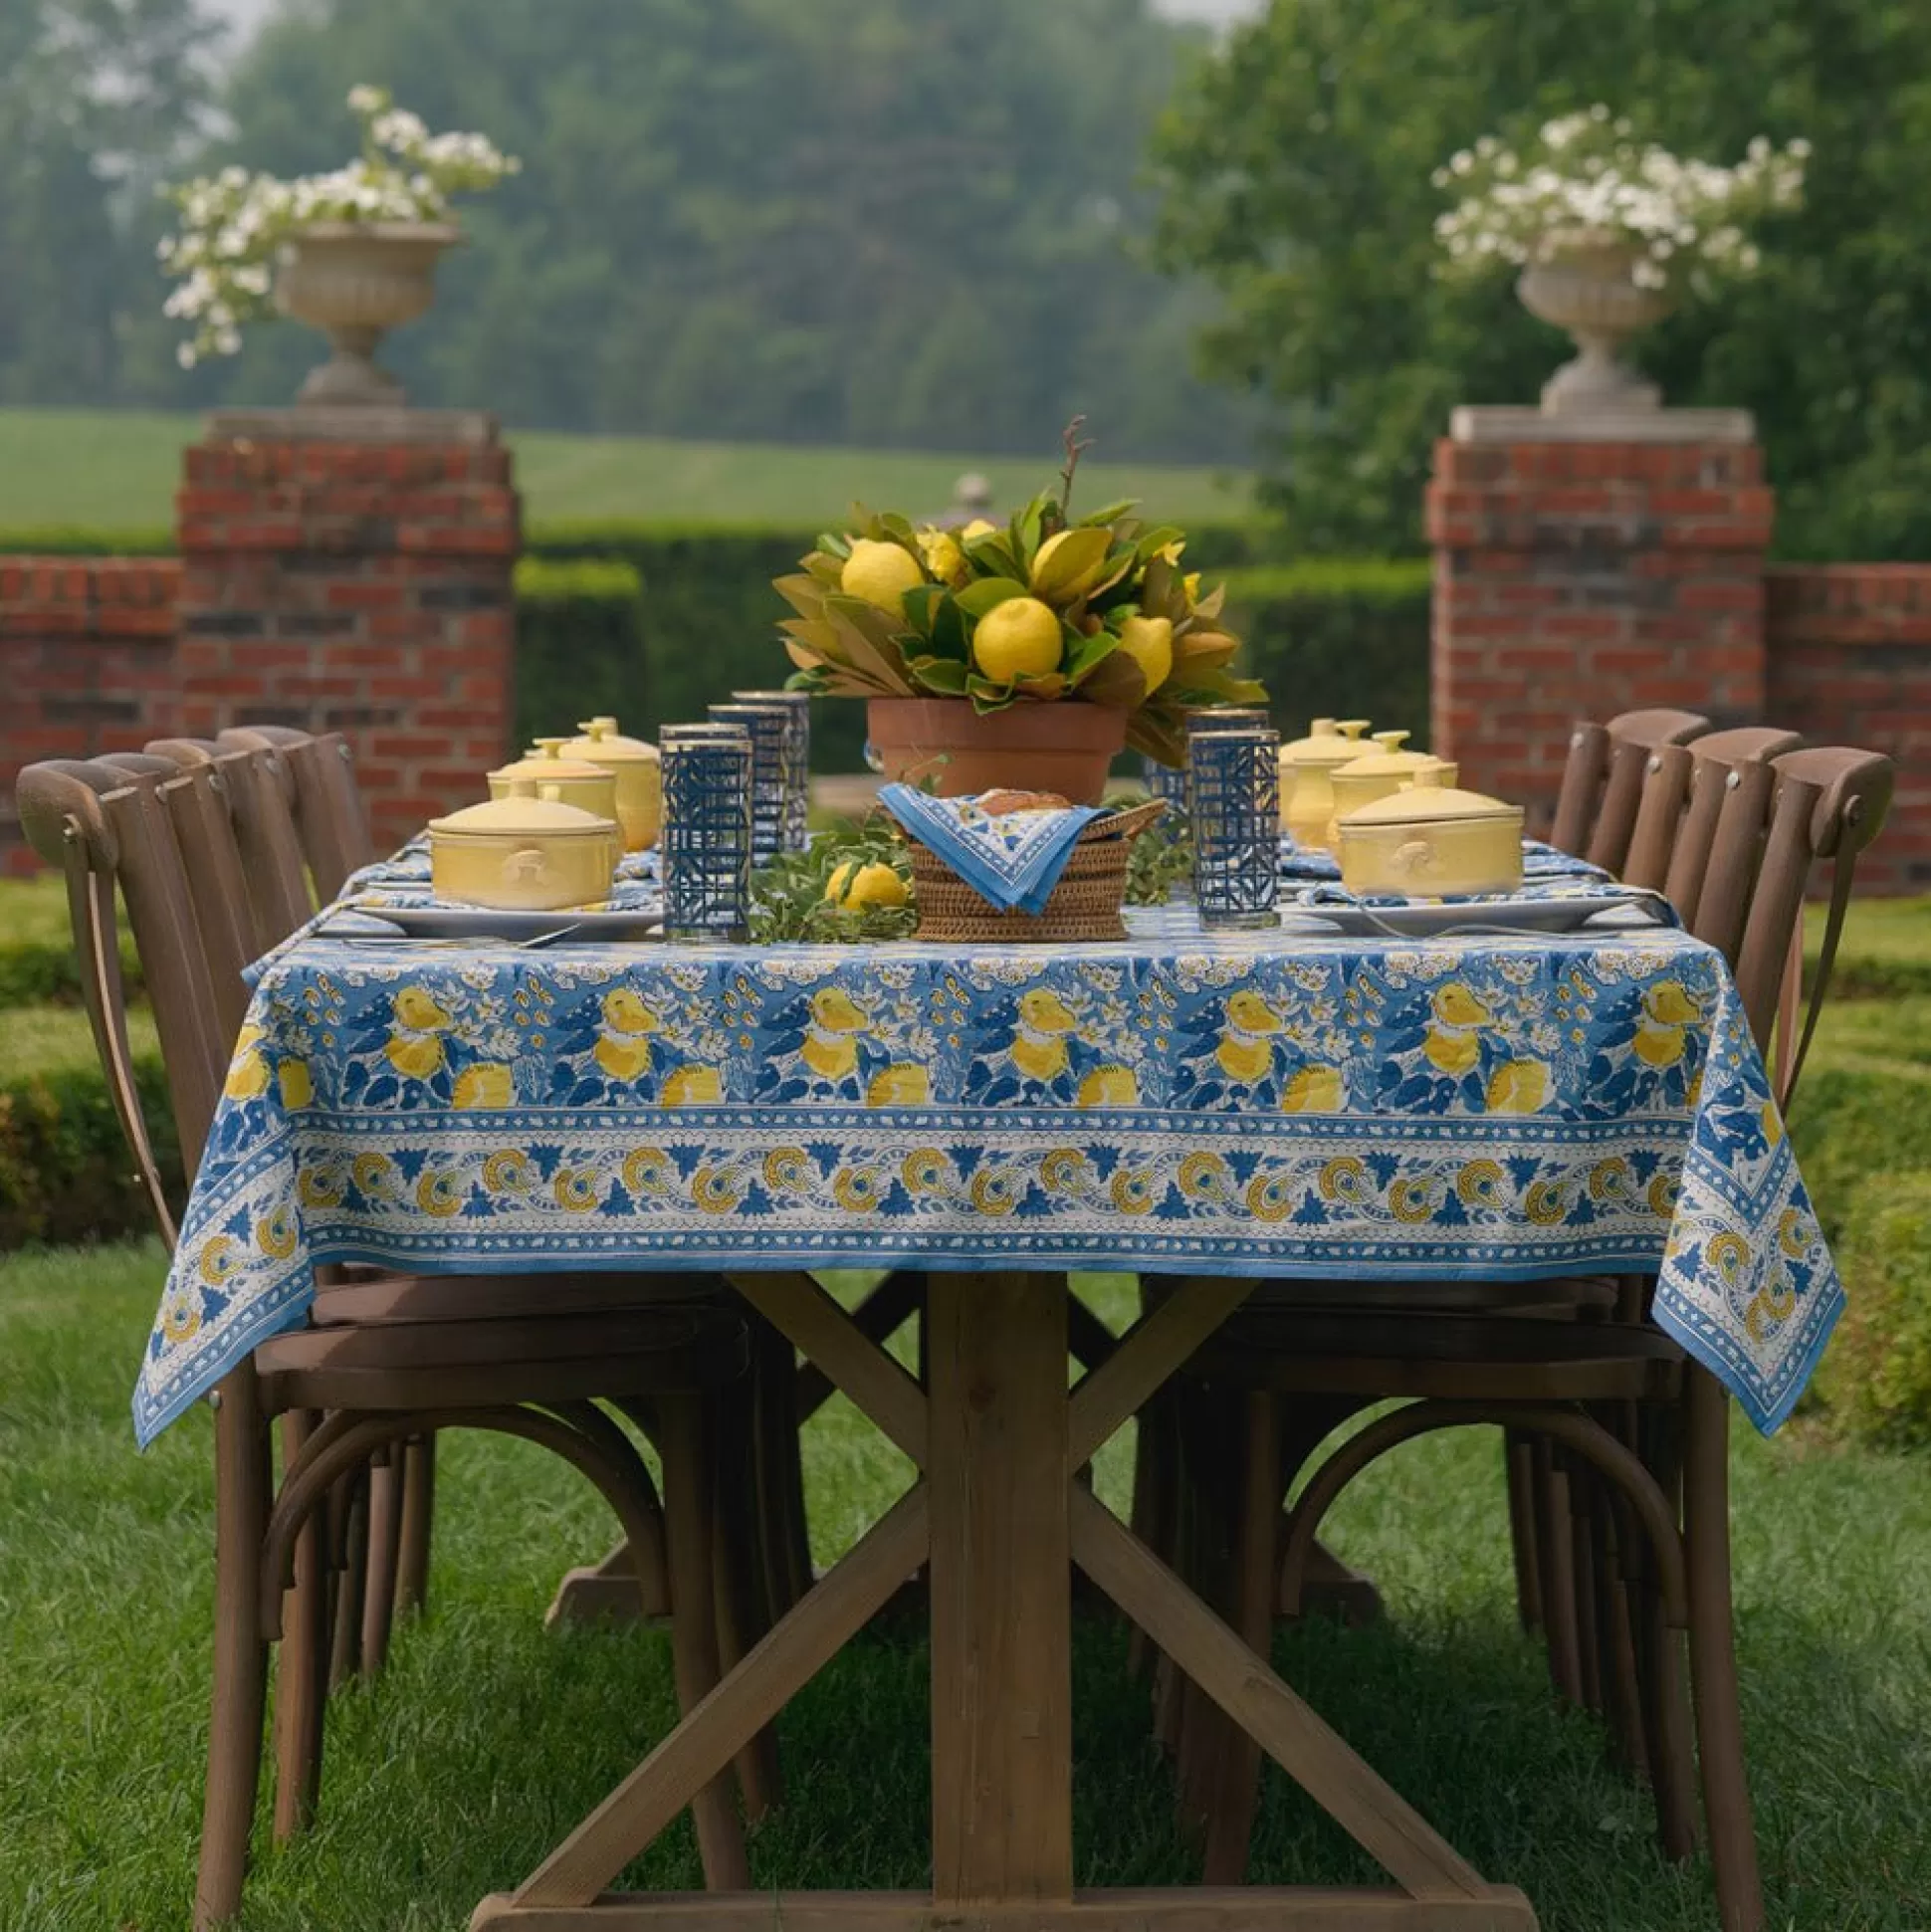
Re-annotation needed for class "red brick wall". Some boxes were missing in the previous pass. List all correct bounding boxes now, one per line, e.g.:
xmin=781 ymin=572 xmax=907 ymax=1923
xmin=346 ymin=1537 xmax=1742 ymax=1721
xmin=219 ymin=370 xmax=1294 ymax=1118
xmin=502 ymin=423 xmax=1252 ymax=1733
xmin=0 ymin=557 xmax=183 ymax=876
xmin=175 ymin=428 xmax=519 ymax=853
xmin=1427 ymin=438 xmax=1774 ymax=834
xmin=1766 ymin=564 xmax=1931 ymax=893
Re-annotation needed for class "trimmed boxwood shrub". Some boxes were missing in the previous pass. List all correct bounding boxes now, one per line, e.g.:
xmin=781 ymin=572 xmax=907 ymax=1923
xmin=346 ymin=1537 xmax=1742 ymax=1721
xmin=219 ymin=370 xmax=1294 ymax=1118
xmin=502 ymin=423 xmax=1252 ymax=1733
xmin=1817 ymin=1169 xmax=1931 ymax=1449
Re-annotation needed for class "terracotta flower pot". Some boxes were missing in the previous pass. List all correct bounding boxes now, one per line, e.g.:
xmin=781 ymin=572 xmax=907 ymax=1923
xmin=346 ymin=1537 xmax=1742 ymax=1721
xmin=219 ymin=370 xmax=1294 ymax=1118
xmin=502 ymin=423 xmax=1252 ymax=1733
xmin=275 ymin=220 xmax=462 ymax=406
xmin=865 ymin=697 xmax=1128 ymax=805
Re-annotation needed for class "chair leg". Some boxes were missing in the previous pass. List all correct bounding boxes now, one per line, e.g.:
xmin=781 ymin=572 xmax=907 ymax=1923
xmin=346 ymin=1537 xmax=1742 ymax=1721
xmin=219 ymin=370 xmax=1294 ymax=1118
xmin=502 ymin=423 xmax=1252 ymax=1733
xmin=1505 ymin=1429 xmax=1544 ymax=1635
xmin=328 ymin=1473 xmax=368 ymax=1693
xmin=1201 ymin=1390 xmax=1281 ymax=1884
xmin=711 ymin=1376 xmax=781 ymax=1822
xmin=656 ymin=1392 xmax=751 ymax=1890
xmin=195 ymin=1372 xmax=272 ymax=1932
xmin=1533 ymin=1439 xmax=1584 ymax=1705
xmin=1683 ymin=1369 xmax=1764 ymax=1932
xmin=359 ymin=1448 xmax=404 ymax=1681
xmin=392 ymin=1431 xmax=435 ymax=1620
xmin=272 ymin=1410 xmax=328 ymax=1845
xmin=1570 ymin=1461 xmax=1605 ymax=1714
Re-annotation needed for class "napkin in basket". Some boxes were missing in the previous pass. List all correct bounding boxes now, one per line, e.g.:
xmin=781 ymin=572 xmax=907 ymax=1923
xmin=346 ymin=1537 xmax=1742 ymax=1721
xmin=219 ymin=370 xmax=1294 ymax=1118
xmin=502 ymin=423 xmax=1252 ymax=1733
xmin=877 ymin=784 xmax=1106 ymax=915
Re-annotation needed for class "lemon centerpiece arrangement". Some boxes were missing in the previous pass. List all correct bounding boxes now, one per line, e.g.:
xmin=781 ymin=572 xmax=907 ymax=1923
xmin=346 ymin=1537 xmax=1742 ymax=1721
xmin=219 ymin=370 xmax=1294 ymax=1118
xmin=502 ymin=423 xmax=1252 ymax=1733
xmin=773 ymin=420 xmax=1264 ymax=804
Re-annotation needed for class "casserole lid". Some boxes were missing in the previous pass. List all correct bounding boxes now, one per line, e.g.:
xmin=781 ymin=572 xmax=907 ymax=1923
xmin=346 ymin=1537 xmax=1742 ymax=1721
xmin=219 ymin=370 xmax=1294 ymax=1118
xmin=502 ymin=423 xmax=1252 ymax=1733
xmin=1335 ymin=730 xmax=1443 ymax=779
xmin=1279 ymin=717 xmax=1372 ymax=767
xmin=558 ymin=716 xmax=660 ymax=764
xmin=493 ymin=737 xmax=620 ymax=784
xmin=1337 ymin=767 xmax=1519 ymax=829
xmin=431 ymin=779 xmax=616 ymax=839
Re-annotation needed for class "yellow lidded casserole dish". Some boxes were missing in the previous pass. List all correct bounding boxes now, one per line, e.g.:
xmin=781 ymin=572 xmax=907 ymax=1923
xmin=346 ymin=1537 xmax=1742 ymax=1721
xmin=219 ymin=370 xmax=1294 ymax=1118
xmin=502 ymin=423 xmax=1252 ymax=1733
xmin=1326 ymin=731 xmax=1461 ymax=845
xmin=557 ymin=716 xmax=662 ymax=853
xmin=489 ymin=738 xmax=621 ymax=826
xmin=1278 ymin=717 xmax=1371 ymax=847
xmin=429 ymin=781 xmax=621 ymax=910
xmin=1336 ymin=768 xmax=1524 ymax=899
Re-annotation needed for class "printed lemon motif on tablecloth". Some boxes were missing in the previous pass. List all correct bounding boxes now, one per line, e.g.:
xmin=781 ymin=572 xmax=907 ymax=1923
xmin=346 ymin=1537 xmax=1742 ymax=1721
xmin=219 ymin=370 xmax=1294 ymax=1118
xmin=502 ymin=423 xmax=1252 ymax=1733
xmin=484 ymin=1150 xmax=534 ymax=1193
xmin=833 ymin=1168 xmax=884 ymax=1212
xmin=255 ymin=1206 xmax=298 ymax=1260
xmin=1216 ymin=990 xmax=1283 ymax=1085
xmin=385 ymin=985 xmax=453 ymax=1081
xmin=595 ymin=987 xmax=662 ymax=1083
xmin=1485 ymin=1059 xmax=1549 ymax=1115
xmin=1423 ymin=982 xmax=1488 ymax=1076
xmin=622 ymin=1147 xmax=674 ymax=1194
xmin=1633 ymin=980 xmax=1698 ymax=1068
xmin=225 ymin=1024 xmax=271 ymax=1100
xmin=277 ymin=1060 xmax=315 ymax=1110
xmin=1077 ymin=1066 xmax=1138 ymax=1107
xmin=1110 ymin=1168 xmax=1155 ymax=1214
xmin=553 ymin=1168 xmax=600 ymax=1212
xmin=1011 ymin=988 xmax=1078 ymax=1083
xmin=198 ymin=1234 xmax=241 ymax=1285
xmin=803 ymin=986 xmax=870 ymax=1082
xmin=660 ymin=1066 xmax=723 ymax=1107
xmin=1281 ymin=1064 xmax=1343 ymax=1113
xmin=453 ymin=1062 xmax=514 ymax=1110
xmin=160 ymin=1282 xmax=202 ymax=1345
xmin=867 ymin=1064 xmax=931 ymax=1107
xmin=418 ymin=1170 xmax=464 ymax=1217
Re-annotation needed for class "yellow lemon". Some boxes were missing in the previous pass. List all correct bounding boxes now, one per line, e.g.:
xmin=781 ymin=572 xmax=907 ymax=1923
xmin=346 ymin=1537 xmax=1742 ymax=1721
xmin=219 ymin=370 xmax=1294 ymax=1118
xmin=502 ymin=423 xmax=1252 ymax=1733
xmin=277 ymin=1060 xmax=315 ymax=1111
xmin=918 ymin=528 xmax=965 ymax=582
xmin=1115 ymin=614 xmax=1173 ymax=695
xmin=825 ymin=861 xmax=908 ymax=909
xmin=1485 ymin=1060 xmax=1549 ymax=1115
xmin=225 ymin=1053 xmax=270 ymax=1102
xmin=1030 ymin=528 xmax=1113 ymax=602
xmin=971 ymin=596 xmax=1064 ymax=682
xmin=840 ymin=538 xmax=924 ymax=613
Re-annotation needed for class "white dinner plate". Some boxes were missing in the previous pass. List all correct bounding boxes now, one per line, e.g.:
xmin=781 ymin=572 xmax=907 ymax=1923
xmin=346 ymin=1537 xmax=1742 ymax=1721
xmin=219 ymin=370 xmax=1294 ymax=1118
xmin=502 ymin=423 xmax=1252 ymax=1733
xmin=322 ymin=905 xmax=664 ymax=943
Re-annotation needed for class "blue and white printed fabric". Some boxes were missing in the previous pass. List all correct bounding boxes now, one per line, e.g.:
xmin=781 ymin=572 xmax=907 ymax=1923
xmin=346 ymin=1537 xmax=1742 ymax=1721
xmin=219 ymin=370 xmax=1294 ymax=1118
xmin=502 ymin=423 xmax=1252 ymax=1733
xmin=877 ymin=785 xmax=1105 ymax=913
xmin=135 ymin=904 xmax=1839 ymax=1445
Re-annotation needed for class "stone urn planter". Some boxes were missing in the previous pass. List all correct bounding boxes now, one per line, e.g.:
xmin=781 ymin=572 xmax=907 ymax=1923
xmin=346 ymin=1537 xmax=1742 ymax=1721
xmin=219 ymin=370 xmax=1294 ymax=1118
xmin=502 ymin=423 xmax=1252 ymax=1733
xmin=1517 ymin=233 xmax=1673 ymax=415
xmin=865 ymin=697 xmax=1128 ymax=804
xmin=275 ymin=221 xmax=462 ymax=406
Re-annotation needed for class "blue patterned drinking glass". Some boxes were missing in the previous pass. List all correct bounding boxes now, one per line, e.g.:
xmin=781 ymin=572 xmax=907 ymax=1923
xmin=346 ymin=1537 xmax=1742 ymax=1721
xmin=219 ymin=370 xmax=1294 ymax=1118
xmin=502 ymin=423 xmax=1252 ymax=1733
xmin=732 ymin=689 xmax=811 ymax=851
xmin=1190 ymin=726 xmax=1281 ymax=931
xmin=707 ymin=701 xmax=789 ymax=867
xmin=1141 ymin=754 xmax=1188 ymax=816
xmin=661 ymin=724 xmax=753 ymax=943
xmin=1182 ymin=707 xmax=1273 ymax=822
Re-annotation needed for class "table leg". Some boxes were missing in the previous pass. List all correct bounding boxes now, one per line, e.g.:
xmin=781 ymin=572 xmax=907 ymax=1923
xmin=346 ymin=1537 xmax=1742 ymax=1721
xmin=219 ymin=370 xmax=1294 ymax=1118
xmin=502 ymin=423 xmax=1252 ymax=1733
xmin=926 ymin=1273 xmax=1074 ymax=1905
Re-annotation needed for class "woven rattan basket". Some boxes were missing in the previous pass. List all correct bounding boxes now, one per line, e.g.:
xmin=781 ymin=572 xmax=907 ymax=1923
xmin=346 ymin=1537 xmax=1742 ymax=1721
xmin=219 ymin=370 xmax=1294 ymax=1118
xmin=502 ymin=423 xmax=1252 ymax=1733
xmin=909 ymin=798 xmax=1167 ymax=944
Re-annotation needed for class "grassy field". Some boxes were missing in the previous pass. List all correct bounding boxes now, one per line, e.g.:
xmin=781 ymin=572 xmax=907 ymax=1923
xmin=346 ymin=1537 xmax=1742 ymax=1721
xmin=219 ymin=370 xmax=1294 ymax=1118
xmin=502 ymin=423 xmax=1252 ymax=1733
xmin=2 ymin=1249 xmax=1928 ymax=1931
xmin=0 ymin=407 xmax=1251 ymax=532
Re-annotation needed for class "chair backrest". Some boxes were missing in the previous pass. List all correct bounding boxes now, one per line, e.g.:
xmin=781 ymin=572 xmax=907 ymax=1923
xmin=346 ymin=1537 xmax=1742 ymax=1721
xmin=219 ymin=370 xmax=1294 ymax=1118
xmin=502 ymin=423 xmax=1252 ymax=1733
xmin=1550 ymin=708 xmax=1711 ymax=872
xmin=1687 ymin=745 xmax=1893 ymax=1109
xmin=1623 ymin=727 xmax=1804 ymax=899
xmin=219 ymin=725 xmax=375 ymax=903
xmin=16 ymin=761 xmax=240 ymax=1211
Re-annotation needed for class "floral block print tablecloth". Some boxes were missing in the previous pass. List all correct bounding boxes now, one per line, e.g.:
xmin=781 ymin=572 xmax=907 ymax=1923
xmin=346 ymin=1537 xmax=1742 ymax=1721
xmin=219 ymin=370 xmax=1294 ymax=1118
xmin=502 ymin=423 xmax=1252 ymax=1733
xmin=135 ymin=902 xmax=1838 ymax=1444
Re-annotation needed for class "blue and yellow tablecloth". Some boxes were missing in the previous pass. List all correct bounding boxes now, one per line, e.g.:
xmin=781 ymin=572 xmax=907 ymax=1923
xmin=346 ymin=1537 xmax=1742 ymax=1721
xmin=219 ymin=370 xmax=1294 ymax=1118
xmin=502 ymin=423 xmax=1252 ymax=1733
xmin=135 ymin=894 xmax=1838 ymax=1445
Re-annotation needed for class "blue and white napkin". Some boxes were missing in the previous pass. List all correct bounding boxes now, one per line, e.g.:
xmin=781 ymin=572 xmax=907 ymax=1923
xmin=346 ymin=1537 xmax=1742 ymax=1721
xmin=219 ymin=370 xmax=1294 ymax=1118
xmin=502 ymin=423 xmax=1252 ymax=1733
xmin=878 ymin=784 xmax=1106 ymax=915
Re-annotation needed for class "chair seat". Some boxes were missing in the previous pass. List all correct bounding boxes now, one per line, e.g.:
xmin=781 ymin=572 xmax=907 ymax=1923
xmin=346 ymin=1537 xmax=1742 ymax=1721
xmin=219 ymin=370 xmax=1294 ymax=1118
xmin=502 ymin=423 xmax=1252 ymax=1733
xmin=1194 ymin=1310 xmax=1684 ymax=1403
xmin=256 ymin=1300 xmax=748 ymax=1412
xmin=311 ymin=1266 xmax=726 ymax=1327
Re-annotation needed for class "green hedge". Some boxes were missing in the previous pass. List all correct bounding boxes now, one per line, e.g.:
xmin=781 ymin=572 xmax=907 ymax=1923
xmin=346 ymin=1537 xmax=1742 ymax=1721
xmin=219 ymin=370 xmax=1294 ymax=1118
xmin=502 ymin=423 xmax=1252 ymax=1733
xmin=1221 ymin=558 xmax=1432 ymax=747
xmin=1816 ymin=1169 xmax=1931 ymax=1450
xmin=0 ymin=525 xmax=175 ymax=555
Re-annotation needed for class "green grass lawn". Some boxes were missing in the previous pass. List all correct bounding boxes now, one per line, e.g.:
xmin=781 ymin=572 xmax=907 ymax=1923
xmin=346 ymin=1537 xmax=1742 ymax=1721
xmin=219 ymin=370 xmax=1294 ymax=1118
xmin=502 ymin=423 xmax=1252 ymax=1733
xmin=2 ymin=1247 xmax=1928 ymax=1930
xmin=0 ymin=407 xmax=1250 ymax=533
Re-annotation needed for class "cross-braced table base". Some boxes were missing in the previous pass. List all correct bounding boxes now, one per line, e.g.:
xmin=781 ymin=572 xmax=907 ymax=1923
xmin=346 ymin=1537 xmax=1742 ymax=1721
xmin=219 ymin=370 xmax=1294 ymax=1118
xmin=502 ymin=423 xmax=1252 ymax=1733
xmin=474 ymin=1272 xmax=1537 ymax=1932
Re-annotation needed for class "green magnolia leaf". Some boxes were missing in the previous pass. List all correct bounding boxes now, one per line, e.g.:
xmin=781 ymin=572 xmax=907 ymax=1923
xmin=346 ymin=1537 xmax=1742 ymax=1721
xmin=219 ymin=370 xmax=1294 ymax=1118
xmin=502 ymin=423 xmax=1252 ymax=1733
xmin=1074 ymin=646 xmax=1148 ymax=710
xmin=1139 ymin=556 xmax=1177 ymax=613
xmin=775 ymin=572 xmax=830 ymax=619
xmin=1127 ymin=711 xmax=1187 ymax=765
xmin=1012 ymin=672 xmax=1069 ymax=701
xmin=814 ymin=532 xmax=852 ymax=560
xmin=1065 ymin=625 xmax=1121 ymax=681
xmin=929 ymin=594 xmax=968 ymax=661
xmin=901 ymin=583 xmax=943 ymax=639
xmin=1191 ymin=581 xmax=1227 ymax=623
xmin=909 ymin=656 xmax=971 ymax=695
xmin=1015 ymin=495 xmax=1045 ymax=566
xmin=1134 ymin=525 xmax=1185 ymax=564
xmin=966 ymin=673 xmax=1021 ymax=715
xmin=964 ymin=532 xmax=1023 ymax=579
xmin=802 ymin=551 xmax=846 ymax=587
xmin=955 ymin=576 xmax=1030 ymax=618
xmin=878 ymin=511 xmax=918 ymax=544
xmin=1078 ymin=499 xmax=1140 ymax=527
xmin=1029 ymin=526 xmax=1113 ymax=602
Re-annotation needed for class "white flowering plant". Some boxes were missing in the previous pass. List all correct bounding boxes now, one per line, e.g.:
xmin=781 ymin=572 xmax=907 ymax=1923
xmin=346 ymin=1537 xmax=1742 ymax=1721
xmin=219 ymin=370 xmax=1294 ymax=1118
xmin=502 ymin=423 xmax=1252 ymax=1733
xmin=158 ymin=87 xmax=520 ymax=368
xmin=1432 ymin=107 xmax=1808 ymax=291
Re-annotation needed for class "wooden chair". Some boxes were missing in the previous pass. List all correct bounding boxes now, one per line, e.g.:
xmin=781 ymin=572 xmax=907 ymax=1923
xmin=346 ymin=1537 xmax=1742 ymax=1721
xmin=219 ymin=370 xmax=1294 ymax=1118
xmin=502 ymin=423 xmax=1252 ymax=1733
xmin=1176 ymin=744 xmax=1892 ymax=1931
xmin=16 ymin=757 xmax=766 ymax=1930
xmin=216 ymin=724 xmax=376 ymax=901
xmin=1549 ymin=708 xmax=1710 ymax=871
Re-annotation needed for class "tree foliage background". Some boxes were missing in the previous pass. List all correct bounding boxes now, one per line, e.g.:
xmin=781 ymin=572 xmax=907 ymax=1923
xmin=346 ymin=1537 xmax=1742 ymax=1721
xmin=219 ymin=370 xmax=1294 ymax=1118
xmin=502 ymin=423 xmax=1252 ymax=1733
xmin=1151 ymin=0 xmax=1931 ymax=557
xmin=1 ymin=0 xmax=1255 ymax=464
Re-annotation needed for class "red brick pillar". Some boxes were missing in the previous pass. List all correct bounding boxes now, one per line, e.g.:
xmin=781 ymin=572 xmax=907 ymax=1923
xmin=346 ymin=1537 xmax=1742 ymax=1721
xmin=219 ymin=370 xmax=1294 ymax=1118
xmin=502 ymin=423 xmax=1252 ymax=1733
xmin=174 ymin=410 xmax=520 ymax=854
xmin=1425 ymin=408 xmax=1774 ymax=835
